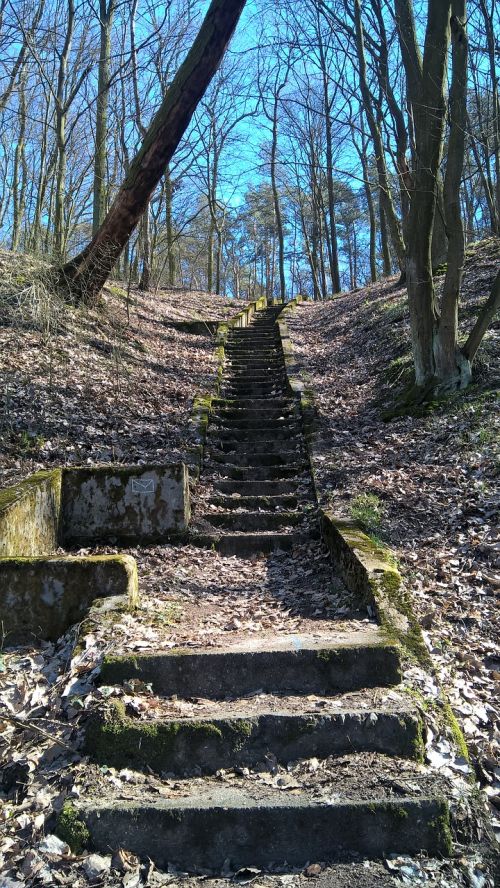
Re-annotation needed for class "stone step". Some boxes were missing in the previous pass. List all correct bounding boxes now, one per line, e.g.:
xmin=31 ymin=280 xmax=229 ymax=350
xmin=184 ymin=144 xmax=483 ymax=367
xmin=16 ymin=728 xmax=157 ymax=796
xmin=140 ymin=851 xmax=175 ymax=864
xmin=86 ymin=700 xmax=424 ymax=775
xmin=206 ymin=449 xmax=303 ymax=467
xmin=212 ymin=406 xmax=297 ymax=420
xmin=206 ymin=463 xmax=309 ymax=482
xmin=227 ymin=358 xmax=284 ymax=368
xmin=213 ymin=479 xmax=300 ymax=495
xmin=221 ymin=386 xmax=289 ymax=397
xmin=205 ymin=510 xmax=303 ymax=532
xmin=226 ymin=374 xmax=288 ymax=385
xmin=225 ymin=347 xmax=282 ymax=356
xmin=191 ymin=530 xmax=312 ymax=555
xmin=98 ymin=630 xmax=401 ymax=698
xmin=208 ymin=493 xmax=299 ymax=510
xmin=79 ymin=790 xmax=450 ymax=872
xmin=210 ymin=417 xmax=298 ymax=431
xmin=212 ymin=397 xmax=294 ymax=410
xmin=207 ymin=436 xmax=303 ymax=454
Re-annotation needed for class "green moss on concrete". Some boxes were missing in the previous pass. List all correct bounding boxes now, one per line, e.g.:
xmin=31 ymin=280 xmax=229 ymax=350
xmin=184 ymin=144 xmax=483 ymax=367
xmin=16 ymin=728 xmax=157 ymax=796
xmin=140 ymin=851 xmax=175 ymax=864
xmin=56 ymin=803 xmax=90 ymax=854
xmin=442 ymin=700 xmax=470 ymax=763
xmin=428 ymin=804 xmax=453 ymax=856
xmin=86 ymin=701 xmax=225 ymax=770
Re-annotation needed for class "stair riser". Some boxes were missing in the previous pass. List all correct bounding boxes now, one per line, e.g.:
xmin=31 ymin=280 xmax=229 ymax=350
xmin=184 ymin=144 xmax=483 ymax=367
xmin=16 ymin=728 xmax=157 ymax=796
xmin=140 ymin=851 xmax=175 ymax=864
xmin=209 ymin=495 xmax=298 ymax=510
xmin=82 ymin=799 xmax=450 ymax=872
xmin=213 ymin=481 xmax=299 ymax=495
xmin=99 ymin=645 xmax=401 ymax=698
xmin=86 ymin=711 xmax=424 ymax=775
xmin=207 ymin=438 xmax=302 ymax=453
xmin=195 ymin=531 xmax=314 ymax=555
xmin=206 ymin=451 xmax=303 ymax=467
xmin=207 ymin=511 xmax=302 ymax=531
xmin=208 ymin=465 xmax=308 ymax=481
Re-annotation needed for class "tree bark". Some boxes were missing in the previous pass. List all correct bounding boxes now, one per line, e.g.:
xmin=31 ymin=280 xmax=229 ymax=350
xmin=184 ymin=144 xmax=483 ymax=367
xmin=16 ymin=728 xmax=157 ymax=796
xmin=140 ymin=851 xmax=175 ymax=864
xmin=60 ymin=0 xmax=248 ymax=303
xmin=92 ymin=0 xmax=115 ymax=234
xmin=395 ymin=0 xmax=451 ymax=386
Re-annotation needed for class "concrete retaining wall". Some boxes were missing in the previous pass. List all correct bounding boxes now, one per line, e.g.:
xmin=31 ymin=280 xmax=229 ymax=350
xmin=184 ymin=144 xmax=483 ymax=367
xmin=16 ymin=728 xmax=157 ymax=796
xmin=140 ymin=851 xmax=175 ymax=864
xmin=0 ymin=470 xmax=61 ymax=557
xmin=0 ymin=554 xmax=138 ymax=643
xmin=61 ymin=464 xmax=190 ymax=545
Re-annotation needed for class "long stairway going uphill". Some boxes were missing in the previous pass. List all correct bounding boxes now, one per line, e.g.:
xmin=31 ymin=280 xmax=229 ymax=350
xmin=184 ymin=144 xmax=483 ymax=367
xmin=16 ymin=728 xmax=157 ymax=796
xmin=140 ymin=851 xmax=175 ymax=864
xmin=81 ymin=306 xmax=453 ymax=877
xmin=193 ymin=305 xmax=317 ymax=554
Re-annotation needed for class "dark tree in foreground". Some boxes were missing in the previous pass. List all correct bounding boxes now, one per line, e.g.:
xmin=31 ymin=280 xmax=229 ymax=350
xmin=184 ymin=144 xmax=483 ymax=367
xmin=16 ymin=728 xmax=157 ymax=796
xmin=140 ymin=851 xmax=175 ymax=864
xmin=59 ymin=0 xmax=247 ymax=304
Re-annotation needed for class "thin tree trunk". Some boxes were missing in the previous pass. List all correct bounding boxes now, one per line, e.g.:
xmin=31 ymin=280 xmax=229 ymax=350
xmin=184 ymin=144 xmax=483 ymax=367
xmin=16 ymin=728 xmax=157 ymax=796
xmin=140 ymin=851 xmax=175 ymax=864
xmin=353 ymin=0 xmax=405 ymax=274
xmin=379 ymin=196 xmax=392 ymax=276
xmin=165 ymin=163 xmax=175 ymax=286
xmin=11 ymin=75 xmax=27 ymax=250
xmin=60 ymin=0 xmax=247 ymax=303
xmin=92 ymin=0 xmax=115 ymax=233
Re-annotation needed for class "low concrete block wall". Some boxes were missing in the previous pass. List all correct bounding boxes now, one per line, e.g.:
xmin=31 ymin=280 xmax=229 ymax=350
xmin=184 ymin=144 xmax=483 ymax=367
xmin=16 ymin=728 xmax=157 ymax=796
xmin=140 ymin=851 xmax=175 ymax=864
xmin=0 ymin=470 xmax=61 ymax=557
xmin=61 ymin=464 xmax=190 ymax=545
xmin=0 ymin=554 xmax=138 ymax=643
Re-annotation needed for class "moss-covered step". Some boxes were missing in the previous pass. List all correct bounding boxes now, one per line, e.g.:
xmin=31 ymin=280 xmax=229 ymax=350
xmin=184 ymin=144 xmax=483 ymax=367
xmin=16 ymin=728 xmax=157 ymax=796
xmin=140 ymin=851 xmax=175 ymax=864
xmin=61 ymin=463 xmax=190 ymax=546
xmin=0 ymin=554 xmax=138 ymax=643
xmin=98 ymin=630 xmax=401 ymax=698
xmin=77 ymin=791 xmax=451 ymax=871
xmin=0 ymin=469 xmax=62 ymax=557
xmin=86 ymin=699 xmax=424 ymax=774
xmin=190 ymin=530 xmax=314 ymax=555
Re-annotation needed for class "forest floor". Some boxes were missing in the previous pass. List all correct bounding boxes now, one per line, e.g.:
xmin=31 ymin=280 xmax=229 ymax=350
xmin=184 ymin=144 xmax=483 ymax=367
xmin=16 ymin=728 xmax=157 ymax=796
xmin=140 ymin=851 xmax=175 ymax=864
xmin=0 ymin=243 xmax=498 ymax=886
xmin=286 ymin=237 xmax=500 ymax=836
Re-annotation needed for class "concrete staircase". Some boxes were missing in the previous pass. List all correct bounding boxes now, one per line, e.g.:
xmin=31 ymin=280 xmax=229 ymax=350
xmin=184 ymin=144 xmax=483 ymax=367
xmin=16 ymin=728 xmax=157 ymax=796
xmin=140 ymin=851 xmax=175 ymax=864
xmin=81 ymin=306 xmax=453 ymax=875
xmin=192 ymin=306 xmax=318 ymax=555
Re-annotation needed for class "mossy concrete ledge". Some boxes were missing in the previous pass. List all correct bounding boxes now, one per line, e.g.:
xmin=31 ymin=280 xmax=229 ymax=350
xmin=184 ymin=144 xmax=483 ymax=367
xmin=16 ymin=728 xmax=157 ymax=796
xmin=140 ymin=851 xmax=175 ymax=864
xmin=0 ymin=469 xmax=62 ymax=556
xmin=61 ymin=463 xmax=190 ymax=545
xmin=320 ymin=510 xmax=429 ymax=665
xmin=0 ymin=554 xmax=138 ymax=643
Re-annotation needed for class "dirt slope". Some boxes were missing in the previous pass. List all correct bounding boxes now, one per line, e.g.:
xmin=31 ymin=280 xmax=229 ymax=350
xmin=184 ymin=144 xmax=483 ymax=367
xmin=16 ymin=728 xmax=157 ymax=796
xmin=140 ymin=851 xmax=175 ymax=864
xmin=0 ymin=251 xmax=245 ymax=488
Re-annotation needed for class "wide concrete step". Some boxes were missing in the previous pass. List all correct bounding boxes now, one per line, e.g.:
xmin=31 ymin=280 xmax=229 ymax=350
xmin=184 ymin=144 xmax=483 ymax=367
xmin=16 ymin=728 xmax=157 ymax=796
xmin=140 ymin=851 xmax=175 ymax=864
xmin=225 ymin=348 xmax=282 ymax=357
xmin=209 ymin=416 xmax=299 ymax=431
xmin=191 ymin=530 xmax=314 ymax=554
xmin=206 ymin=449 xmax=303 ymax=467
xmin=210 ymin=426 xmax=299 ymax=442
xmin=212 ymin=397 xmax=294 ymax=410
xmin=86 ymin=700 xmax=424 ymax=775
xmin=213 ymin=479 xmax=300 ymax=495
xmin=212 ymin=406 xmax=297 ymax=421
xmin=205 ymin=510 xmax=303 ymax=531
xmin=207 ymin=437 xmax=303 ymax=454
xmin=209 ymin=494 xmax=299 ymax=510
xmin=80 ymin=791 xmax=450 ymax=872
xmin=227 ymin=359 xmax=284 ymax=369
xmin=98 ymin=630 xmax=401 ymax=698
xmin=222 ymin=386 xmax=289 ymax=397
xmin=206 ymin=463 xmax=309 ymax=481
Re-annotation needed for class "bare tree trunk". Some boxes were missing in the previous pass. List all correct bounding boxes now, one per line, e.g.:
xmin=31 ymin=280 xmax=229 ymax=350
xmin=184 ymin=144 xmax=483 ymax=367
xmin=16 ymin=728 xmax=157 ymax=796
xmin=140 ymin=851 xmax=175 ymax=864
xmin=165 ymin=163 xmax=175 ymax=286
xmin=11 ymin=74 xmax=27 ymax=250
xmin=435 ymin=3 xmax=469 ymax=386
xmin=60 ymin=0 xmax=247 ymax=303
xmin=395 ymin=0 xmax=450 ymax=386
xmin=353 ymin=0 xmax=405 ymax=274
xmin=270 ymin=85 xmax=286 ymax=302
xmin=379 ymin=197 xmax=392 ymax=276
xmin=92 ymin=0 xmax=116 ymax=233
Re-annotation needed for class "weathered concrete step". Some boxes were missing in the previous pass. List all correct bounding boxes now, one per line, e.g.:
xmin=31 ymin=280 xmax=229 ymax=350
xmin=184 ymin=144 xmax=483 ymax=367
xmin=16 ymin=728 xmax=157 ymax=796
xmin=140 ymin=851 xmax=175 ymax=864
xmin=210 ymin=416 xmax=298 ymax=430
xmin=212 ymin=397 xmax=294 ymax=410
xmin=86 ymin=703 xmax=424 ymax=775
xmin=99 ymin=630 xmax=401 ymax=697
xmin=225 ymin=348 xmax=282 ymax=357
xmin=207 ymin=437 xmax=303 ymax=454
xmin=207 ymin=464 xmax=309 ymax=481
xmin=227 ymin=359 xmax=284 ymax=369
xmin=212 ymin=406 xmax=297 ymax=420
xmin=191 ymin=530 xmax=313 ymax=555
xmin=205 ymin=510 xmax=303 ymax=531
xmin=209 ymin=494 xmax=299 ymax=510
xmin=80 ymin=793 xmax=450 ymax=872
xmin=210 ymin=425 xmax=299 ymax=442
xmin=222 ymin=386 xmax=289 ymax=398
xmin=206 ymin=449 xmax=303 ymax=467
xmin=213 ymin=479 xmax=299 ymax=495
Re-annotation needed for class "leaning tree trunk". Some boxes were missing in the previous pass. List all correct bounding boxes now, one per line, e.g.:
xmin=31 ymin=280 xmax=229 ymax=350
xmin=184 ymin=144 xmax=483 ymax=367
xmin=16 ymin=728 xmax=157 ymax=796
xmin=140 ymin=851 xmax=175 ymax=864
xmin=60 ymin=0 xmax=247 ymax=304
